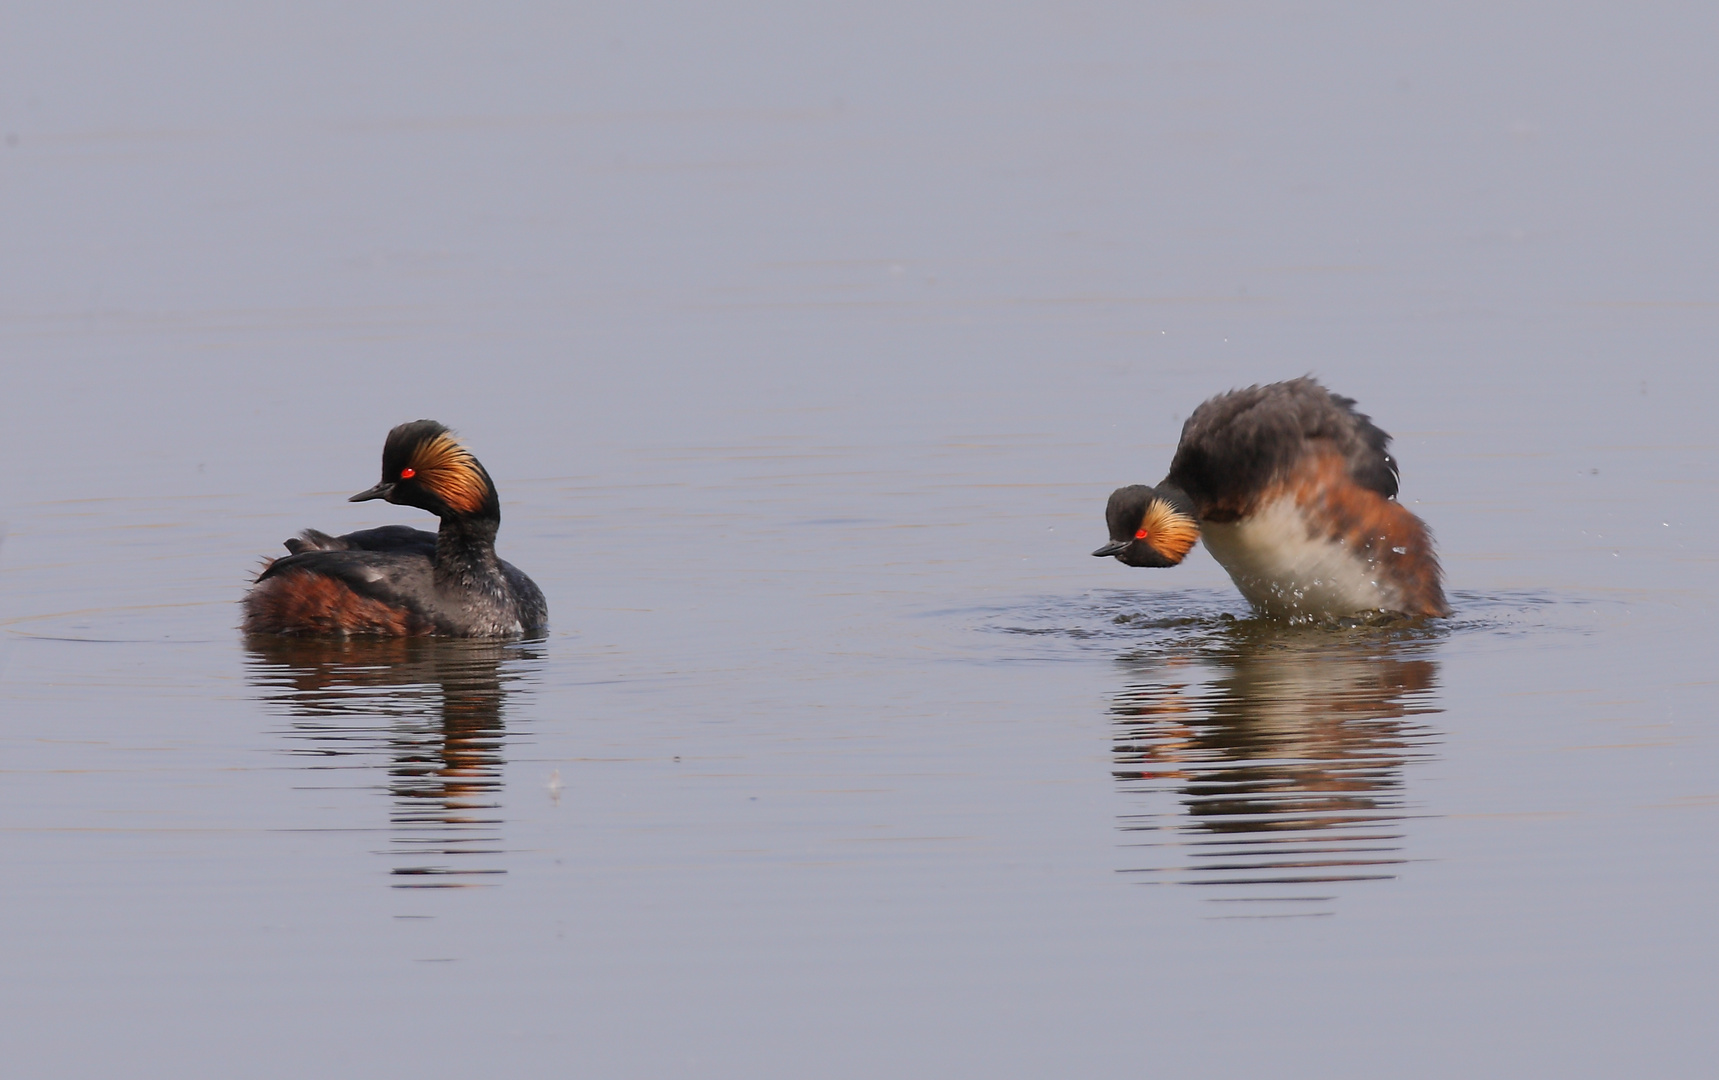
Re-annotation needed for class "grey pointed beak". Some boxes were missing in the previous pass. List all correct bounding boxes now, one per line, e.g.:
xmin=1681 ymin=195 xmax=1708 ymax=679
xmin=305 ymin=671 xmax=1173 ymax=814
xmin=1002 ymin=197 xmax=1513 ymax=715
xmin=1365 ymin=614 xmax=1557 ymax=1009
xmin=1092 ymin=539 xmax=1131 ymax=558
xmin=349 ymin=482 xmax=394 ymax=503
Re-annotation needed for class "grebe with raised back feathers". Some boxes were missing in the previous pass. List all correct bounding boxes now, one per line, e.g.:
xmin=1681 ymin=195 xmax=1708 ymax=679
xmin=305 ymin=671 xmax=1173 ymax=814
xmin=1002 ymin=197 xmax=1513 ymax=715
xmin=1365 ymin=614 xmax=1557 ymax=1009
xmin=1093 ymin=378 xmax=1448 ymax=619
xmin=242 ymin=421 xmax=547 ymax=637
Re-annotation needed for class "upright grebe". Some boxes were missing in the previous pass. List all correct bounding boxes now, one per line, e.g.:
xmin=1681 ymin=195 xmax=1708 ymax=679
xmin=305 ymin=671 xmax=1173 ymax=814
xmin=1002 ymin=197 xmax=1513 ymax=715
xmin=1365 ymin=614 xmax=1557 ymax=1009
xmin=242 ymin=421 xmax=548 ymax=637
xmin=1093 ymin=378 xmax=1448 ymax=619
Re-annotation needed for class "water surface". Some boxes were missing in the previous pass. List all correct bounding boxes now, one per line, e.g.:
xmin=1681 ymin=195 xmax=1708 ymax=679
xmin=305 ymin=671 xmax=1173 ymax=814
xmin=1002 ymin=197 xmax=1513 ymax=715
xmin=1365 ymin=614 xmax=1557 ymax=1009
xmin=4 ymin=4 xmax=1718 ymax=1077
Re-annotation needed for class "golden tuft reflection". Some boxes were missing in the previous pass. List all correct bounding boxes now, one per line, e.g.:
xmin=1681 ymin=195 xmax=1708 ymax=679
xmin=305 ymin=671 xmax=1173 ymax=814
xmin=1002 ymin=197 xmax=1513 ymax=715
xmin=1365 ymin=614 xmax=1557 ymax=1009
xmin=1111 ymin=623 xmax=1442 ymax=916
xmin=243 ymin=636 xmax=541 ymax=888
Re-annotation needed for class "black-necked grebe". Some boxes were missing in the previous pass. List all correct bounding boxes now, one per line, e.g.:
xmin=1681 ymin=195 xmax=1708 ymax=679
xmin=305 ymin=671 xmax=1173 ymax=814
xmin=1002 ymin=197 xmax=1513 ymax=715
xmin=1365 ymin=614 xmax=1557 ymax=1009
xmin=242 ymin=420 xmax=548 ymax=637
xmin=1094 ymin=378 xmax=1449 ymax=619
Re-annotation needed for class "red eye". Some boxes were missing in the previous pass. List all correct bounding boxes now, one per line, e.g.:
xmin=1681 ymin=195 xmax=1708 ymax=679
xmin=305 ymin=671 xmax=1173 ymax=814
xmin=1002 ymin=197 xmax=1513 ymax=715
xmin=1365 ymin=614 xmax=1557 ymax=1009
xmin=1135 ymin=528 xmax=1149 ymax=540
xmin=400 ymin=467 xmax=416 ymax=479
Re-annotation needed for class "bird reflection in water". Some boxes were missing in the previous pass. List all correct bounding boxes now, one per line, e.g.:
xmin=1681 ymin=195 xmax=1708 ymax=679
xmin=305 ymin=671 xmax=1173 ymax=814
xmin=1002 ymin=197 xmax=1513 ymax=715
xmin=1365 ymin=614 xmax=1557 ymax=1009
xmin=1111 ymin=621 xmax=1442 ymax=916
xmin=244 ymin=636 xmax=541 ymax=888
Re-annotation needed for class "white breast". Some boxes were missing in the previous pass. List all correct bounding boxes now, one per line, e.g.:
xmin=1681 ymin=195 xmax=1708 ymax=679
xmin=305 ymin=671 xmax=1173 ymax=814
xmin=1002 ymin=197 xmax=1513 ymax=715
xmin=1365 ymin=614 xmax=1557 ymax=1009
xmin=1198 ymin=497 xmax=1397 ymax=619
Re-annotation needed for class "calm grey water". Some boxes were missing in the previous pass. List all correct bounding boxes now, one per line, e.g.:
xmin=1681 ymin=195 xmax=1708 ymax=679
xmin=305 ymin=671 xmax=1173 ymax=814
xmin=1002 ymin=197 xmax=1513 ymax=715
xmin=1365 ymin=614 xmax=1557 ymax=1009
xmin=4 ymin=4 xmax=1718 ymax=1076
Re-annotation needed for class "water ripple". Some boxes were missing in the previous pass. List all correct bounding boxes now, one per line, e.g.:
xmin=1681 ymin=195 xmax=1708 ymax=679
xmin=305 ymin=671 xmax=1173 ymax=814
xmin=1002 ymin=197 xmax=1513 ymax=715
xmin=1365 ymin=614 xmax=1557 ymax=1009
xmin=1106 ymin=624 xmax=1443 ymax=916
xmin=244 ymin=637 xmax=544 ymax=889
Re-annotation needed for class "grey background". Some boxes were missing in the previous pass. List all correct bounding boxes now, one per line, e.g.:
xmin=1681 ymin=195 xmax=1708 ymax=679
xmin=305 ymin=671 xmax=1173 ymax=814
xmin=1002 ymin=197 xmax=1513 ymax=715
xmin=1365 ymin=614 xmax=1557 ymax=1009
xmin=3 ymin=3 xmax=1716 ymax=1076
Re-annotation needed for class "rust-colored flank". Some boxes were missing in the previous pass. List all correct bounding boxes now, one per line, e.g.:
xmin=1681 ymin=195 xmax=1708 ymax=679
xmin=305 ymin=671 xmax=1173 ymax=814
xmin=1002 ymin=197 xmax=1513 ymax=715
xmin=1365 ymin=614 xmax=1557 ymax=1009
xmin=1283 ymin=448 xmax=1449 ymax=618
xmin=242 ymin=567 xmax=434 ymax=636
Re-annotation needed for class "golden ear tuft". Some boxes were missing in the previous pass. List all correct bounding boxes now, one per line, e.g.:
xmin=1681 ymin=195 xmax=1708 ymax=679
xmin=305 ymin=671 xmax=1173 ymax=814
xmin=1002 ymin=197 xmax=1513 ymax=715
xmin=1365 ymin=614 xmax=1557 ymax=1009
xmin=1142 ymin=500 xmax=1201 ymax=564
xmin=406 ymin=431 xmax=490 ymax=514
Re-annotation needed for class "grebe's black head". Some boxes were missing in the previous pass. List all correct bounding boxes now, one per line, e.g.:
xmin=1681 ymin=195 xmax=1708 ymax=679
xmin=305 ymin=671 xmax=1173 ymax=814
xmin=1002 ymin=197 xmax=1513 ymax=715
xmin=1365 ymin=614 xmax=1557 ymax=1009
xmin=349 ymin=420 xmax=501 ymax=521
xmin=1092 ymin=483 xmax=1200 ymax=568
